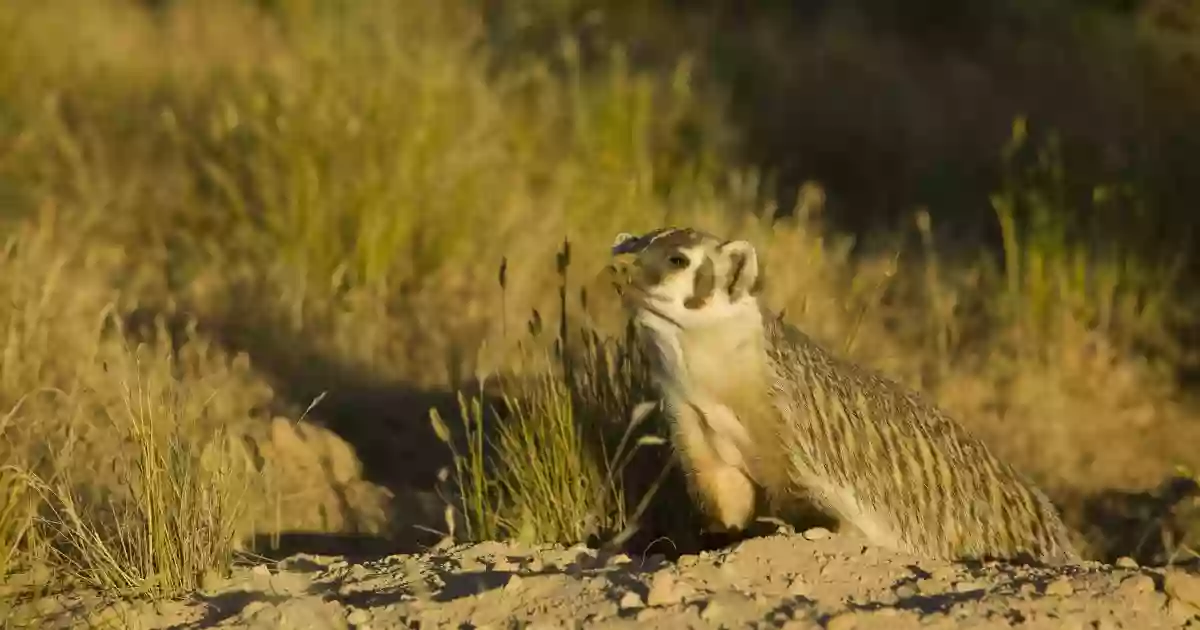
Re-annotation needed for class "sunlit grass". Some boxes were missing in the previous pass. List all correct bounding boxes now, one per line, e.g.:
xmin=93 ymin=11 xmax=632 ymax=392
xmin=0 ymin=1 xmax=1196 ymax=617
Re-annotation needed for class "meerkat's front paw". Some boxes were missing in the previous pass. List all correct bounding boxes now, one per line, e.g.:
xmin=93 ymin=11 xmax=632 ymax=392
xmin=695 ymin=464 xmax=757 ymax=533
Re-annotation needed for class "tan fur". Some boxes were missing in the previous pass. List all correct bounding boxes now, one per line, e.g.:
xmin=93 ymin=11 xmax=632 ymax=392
xmin=611 ymin=227 xmax=1081 ymax=564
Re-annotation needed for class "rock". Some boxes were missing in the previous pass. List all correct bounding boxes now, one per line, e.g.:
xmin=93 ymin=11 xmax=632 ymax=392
xmin=787 ymin=576 xmax=812 ymax=597
xmin=503 ymin=575 xmax=524 ymax=592
xmin=607 ymin=553 xmax=633 ymax=567
xmin=931 ymin=567 xmax=957 ymax=582
xmin=953 ymin=581 xmax=986 ymax=594
xmin=646 ymin=571 xmax=680 ymax=607
xmin=1117 ymin=574 xmax=1156 ymax=597
xmin=618 ymin=591 xmax=645 ymax=611
xmin=1168 ymin=597 xmax=1199 ymax=623
xmin=699 ymin=600 xmax=723 ymax=622
xmin=1044 ymin=578 xmax=1074 ymax=597
xmin=916 ymin=578 xmax=940 ymax=595
xmin=803 ymin=527 xmax=832 ymax=541
xmin=1163 ymin=570 xmax=1200 ymax=610
xmin=1115 ymin=556 xmax=1139 ymax=569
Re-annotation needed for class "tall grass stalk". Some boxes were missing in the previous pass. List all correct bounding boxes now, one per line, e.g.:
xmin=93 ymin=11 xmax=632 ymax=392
xmin=432 ymin=245 xmax=671 ymax=547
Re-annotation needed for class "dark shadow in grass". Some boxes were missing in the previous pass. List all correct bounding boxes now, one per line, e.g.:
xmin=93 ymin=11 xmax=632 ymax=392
xmin=245 ymin=533 xmax=403 ymax=562
xmin=1067 ymin=475 xmax=1200 ymax=566
xmin=122 ymin=296 xmax=512 ymax=558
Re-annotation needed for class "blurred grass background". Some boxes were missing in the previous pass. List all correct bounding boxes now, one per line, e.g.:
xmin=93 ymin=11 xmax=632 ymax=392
xmin=2 ymin=0 xmax=1200 ymax=613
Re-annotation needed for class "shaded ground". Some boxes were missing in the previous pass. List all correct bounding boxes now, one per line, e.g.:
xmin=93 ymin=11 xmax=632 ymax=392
xmin=11 ymin=528 xmax=1200 ymax=629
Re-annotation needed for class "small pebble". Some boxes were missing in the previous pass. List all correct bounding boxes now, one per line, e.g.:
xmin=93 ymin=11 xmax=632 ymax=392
xmin=1115 ymin=556 xmax=1139 ymax=569
xmin=803 ymin=527 xmax=832 ymax=541
xmin=347 ymin=609 xmax=371 ymax=625
xmin=619 ymin=591 xmax=645 ymax=610
xmin=608 ymin=553 xmax=633 ymax=567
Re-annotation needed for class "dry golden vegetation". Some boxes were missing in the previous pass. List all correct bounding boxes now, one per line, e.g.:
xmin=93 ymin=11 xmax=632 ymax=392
xmin=1 ymin=0 xmax=1199 ymax=615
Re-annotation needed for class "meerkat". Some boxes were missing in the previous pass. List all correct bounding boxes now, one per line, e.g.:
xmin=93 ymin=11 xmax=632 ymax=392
xmin=610 ymin=226 xmax=1081 ymax=564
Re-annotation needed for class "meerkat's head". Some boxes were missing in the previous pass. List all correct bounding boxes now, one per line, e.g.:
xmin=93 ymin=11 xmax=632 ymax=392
xmin=609 ymin=227 xmax=764 ymax=333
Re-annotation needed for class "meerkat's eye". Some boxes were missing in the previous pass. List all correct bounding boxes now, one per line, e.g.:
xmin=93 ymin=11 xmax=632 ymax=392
xmin=667 ymin=254 xmax=690 ymax=269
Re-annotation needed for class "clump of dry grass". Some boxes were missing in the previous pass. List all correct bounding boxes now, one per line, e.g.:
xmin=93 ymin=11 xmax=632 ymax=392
xmin=22 ymin=346 xmax=253 ymax=600
xmin=0 ymin=213 xmax=268 ymax=605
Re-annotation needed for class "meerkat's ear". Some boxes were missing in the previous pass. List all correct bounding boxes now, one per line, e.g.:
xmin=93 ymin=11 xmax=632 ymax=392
xmin=719 ymin=240 xmax=761 ymax=300
xmin=611 ymin=232 xmax=640 ymax=255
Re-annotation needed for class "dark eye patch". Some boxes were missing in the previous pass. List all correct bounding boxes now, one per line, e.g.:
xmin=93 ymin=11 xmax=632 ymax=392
xmin=684 ymin=255 xmax=716 ymax=309
xmin=667 ymin=253 xmax=690 ymax=269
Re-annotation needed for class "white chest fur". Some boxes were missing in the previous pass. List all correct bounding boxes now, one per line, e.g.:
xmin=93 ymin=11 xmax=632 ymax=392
xmin=636 ymin=309 xmax=769 ymax=470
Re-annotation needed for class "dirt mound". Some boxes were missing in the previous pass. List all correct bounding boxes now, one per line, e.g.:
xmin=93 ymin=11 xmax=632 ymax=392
xmin=242 ymin=417 xmax=395 ymax=537
xmin=18 ymin=529 xmax=1200 ymax=629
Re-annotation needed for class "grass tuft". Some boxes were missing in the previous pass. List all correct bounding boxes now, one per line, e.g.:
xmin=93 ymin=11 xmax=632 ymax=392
xmin=19 ymin=346 xmax=253 ymax=601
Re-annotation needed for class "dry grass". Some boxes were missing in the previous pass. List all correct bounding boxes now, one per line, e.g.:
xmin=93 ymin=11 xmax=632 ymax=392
xmin=0 ymin=0 xmax=1197 ymax=616
xmin=23 ymin=347 xmax=253 ymax=600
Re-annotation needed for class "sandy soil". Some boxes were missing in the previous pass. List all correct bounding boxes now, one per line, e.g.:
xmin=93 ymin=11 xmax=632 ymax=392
xmin=12 ymin=527 xmax=1200 ymax=629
